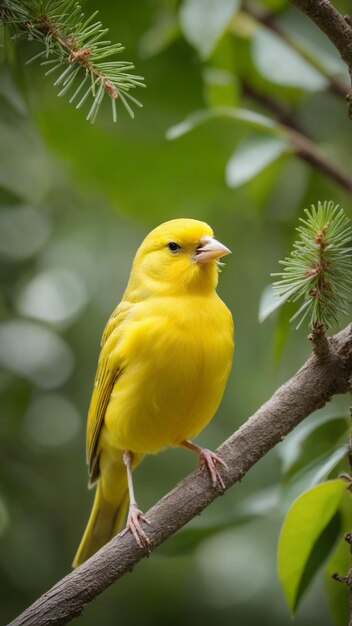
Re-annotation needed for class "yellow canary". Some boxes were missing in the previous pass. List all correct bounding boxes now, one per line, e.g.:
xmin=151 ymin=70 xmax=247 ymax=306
xmin=73 ymin=218 xmax=234 ymax=566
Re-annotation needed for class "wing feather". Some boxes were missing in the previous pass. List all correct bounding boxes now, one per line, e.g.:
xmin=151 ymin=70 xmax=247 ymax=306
xmin=86 ymin=301 xmax=131 ymax=483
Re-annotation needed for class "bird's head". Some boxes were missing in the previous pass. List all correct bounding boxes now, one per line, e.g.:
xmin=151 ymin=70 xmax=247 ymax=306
xmin=127 ymin=218 xmax=231 ymax=298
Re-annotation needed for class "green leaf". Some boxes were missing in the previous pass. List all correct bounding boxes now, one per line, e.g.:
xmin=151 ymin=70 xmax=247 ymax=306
xmin=179 ymin=0 xmax=239 ymax=60
xmin=258 ymin=284 xmax=290 ymax=323
xmin=280 ymin=446 xmax=348 ymax=512
xmin=279 ymin=415 xmax=349 ymax=479
xmin=295 ymin=512 xmax=342 ymax=610
xmin=226 ymin=134 xmax=291 ymax=187
xmin=166 ymin=106 xmax=281 ymax=141
xmin=278 ymin=479 xmax=346 ymax=613
xmin=252 ymin=28 xmax=328 ymax=91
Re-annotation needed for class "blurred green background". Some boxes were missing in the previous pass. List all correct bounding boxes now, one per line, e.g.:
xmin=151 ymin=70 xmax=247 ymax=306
xmin=0 ymin=0 xmax=351 ymax=624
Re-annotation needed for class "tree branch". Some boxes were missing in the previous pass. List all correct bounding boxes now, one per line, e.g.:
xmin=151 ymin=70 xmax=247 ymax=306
xmin=8 ymin=323 xmax=352 ymax=626
xmin=289 ymin=0 xmax=352 ymax=117
xmin=241 ymin=84 xmax=352 ymax=192
xmin=244 ymin=0 xmax=349 ymax=98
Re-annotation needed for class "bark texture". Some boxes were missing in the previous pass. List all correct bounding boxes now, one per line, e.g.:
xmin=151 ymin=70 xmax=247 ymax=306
xmin=8 ymin=323 xmax=352 ymax=626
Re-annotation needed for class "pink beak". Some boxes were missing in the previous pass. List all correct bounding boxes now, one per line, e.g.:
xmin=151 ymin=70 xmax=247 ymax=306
xmin=194 ymin=236 xmax=231 ymax=264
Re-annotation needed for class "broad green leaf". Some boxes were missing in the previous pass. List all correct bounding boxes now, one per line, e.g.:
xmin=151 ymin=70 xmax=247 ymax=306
xmin=280 ymin=446 xmax=348 ymax=512
xmin=252 ymin=28 xmax=328 ymax=91
xmin=225 ymin=134 xmax=291 ymax=188
xmin=166 ymin=106 xmax=281 ymax=141
xmin=294 ymin=512 xmax=341 ymax=611
xmin=258 ymin=284 xmax=290 ymax=323
xmin=179 ymin=0 xmax=239 ymax=60
xmin=279 ymin=414 xmax=349 ymax=479
xmin=278 ymin=479 xmax=346 ymax=613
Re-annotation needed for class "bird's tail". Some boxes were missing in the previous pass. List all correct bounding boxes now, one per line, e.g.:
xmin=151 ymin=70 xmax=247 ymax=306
xmin=73 ymin=450 xmax=144 ymax=568
xmin=72 ymin=477 xmax=129 ymax=568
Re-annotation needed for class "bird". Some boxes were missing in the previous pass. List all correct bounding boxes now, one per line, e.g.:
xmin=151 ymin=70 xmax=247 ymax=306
xmin=73 ymin=218 xmax=234 ymax=567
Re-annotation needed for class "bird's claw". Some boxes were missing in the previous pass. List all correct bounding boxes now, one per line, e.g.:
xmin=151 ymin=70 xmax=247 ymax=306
xmin=199 ymin=448 xmax=228 ymax=490
xmin=120 ymin=504 xmax=151 ymax=549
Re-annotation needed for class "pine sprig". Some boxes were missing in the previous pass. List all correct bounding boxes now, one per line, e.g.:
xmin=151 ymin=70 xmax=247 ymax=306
xmin=0 ymin=0 xmax=145 ymax=123
xmin=272 ymin=201 xmax=352 ymax=329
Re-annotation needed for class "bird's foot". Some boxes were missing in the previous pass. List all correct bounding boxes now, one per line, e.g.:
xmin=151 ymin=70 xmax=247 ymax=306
xmin=199 ymin=448 xmax=228 ymax=490
xmin=120 ymin=503 xmax=151 ymax=549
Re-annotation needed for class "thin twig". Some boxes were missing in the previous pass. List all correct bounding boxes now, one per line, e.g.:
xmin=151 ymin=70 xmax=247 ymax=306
xmin=242 ymin=81 xmax=310 ymax=135
xmin=244 ymin=0 xmax=349 ymax=98
xmin=241 ymin=83 xmax=352 ymax=191
xmin=289 ymin=0 xmax=352 ymax=118
xmin=7 ymin=323 xmax=352 ymax=626
xmin=287 ymin=129 xmax=352 ymax=192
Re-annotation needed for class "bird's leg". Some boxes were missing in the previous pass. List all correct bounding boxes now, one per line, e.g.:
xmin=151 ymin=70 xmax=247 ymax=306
xmin=180 ymin=440 xmax=228 ymax=490
xmin=120 ymin=450 xmax=151 ymax=548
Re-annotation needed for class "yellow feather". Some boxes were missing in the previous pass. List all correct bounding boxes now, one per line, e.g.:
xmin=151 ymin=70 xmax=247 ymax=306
xmin=73 ymin=218 xmax=234 ymax=566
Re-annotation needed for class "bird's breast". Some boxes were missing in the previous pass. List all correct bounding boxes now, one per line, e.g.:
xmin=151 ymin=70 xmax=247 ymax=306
xmin=103 ymin=294 xmax=234 ymax=454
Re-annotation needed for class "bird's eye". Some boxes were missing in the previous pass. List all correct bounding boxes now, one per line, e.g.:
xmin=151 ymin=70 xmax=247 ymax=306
xmin=167 ymin=242 xmax=181 ymax=252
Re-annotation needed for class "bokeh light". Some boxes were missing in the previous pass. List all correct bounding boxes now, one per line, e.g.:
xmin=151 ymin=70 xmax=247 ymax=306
xmin=0 ymin=320 xmax=74 ymax=388
xmin=24 ymin=393 xmax=81 ymax=448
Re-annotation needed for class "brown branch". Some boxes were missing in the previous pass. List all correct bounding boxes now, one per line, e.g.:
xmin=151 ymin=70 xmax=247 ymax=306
xmin=242 ymin=81 xmax=310 ymax=135
xmin=242 ymin=85 xmax=352 ymax=191
xmin=289 ymin=0 xmax=352 ymax=118
xmin=244 ymin=0 xmax=349 ymax=98
xmin=308 ymin=321 xmax=330 ymax=359
xmin=286 ymin=128 xmax=352 ymax=192
xmin=7 ymin=323 xmax=352 ymax=626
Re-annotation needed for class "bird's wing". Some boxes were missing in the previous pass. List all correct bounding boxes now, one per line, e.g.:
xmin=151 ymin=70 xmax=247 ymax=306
xmin=86 ymin=301 xmax=131 ymax=484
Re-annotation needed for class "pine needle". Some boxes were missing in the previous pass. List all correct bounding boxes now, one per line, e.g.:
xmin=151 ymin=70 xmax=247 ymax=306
xmin=0 ymin=0 xmax=145 ymax=123
xmin=272 ymin=201 xmax=352 ymax=329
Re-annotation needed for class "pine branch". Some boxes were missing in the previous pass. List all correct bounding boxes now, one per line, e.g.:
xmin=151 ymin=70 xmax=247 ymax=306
xmin=0 ymin=0 xmax=145 ymax=123
xmin=272 ymin=202 xmax=352 ymax=329
xmin=6 ymin=323 xmax=352 ymax=626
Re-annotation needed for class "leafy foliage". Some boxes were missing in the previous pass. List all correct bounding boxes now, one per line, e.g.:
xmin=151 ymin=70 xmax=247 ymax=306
xmin=0 ymin=0 xmax=145 ymax=122
xmin=272 ymin=202 xmax=352 ymax=328
xmin=277 ymin=479 xmax=347 ymax=613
